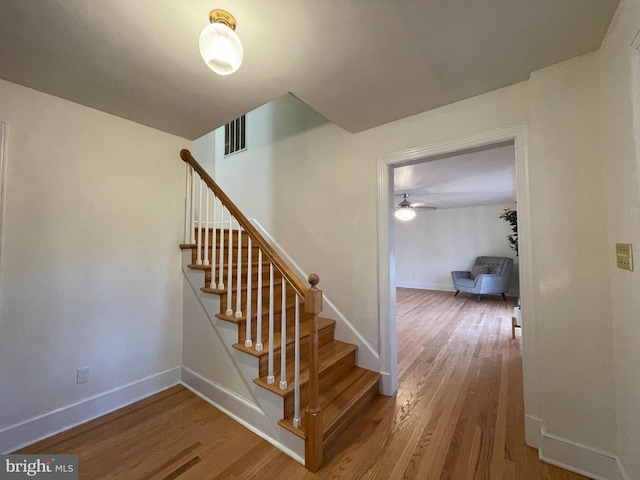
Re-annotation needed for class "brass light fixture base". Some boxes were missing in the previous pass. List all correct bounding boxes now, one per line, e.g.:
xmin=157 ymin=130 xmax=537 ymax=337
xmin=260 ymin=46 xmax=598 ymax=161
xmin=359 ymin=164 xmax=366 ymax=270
xmin=209 ymin=9 xmax=237 ymax=31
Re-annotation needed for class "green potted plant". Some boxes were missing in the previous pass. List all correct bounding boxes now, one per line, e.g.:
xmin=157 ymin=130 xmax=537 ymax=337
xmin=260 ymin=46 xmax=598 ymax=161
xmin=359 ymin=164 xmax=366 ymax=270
xmin=500 ymin=208 xmax=518 ymax=255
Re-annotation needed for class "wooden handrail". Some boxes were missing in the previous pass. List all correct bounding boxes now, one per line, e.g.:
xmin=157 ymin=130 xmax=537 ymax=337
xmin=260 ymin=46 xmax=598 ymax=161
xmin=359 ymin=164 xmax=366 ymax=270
xmin=180 ymin=149 xmax=308 ymax=297
xmin=182 ymin=148 xmax=324 ymax=470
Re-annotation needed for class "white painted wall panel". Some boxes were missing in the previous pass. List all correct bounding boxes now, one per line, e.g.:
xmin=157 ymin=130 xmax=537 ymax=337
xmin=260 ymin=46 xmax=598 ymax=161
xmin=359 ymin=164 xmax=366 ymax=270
xmin=198 ymin=69 xmax=619 ymax=474
xmin=600 ymin=1 xmax=640 ymax=478
xmin=0 ymin=79 xmax=189 ymax=450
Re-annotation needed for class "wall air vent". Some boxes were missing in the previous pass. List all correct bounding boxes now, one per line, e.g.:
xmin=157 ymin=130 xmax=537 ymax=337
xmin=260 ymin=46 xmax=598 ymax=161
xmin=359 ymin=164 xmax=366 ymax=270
xmin=224 ymin=115 xmax=246 ymax=156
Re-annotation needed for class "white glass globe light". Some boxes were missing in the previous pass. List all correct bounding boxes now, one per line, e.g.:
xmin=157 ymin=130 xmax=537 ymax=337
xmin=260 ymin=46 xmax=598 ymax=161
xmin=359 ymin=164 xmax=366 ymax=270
xmin=199 ymin=18 xmax=243 ymax=75
xmin=395 ymin=207 xmax=416 ymax=221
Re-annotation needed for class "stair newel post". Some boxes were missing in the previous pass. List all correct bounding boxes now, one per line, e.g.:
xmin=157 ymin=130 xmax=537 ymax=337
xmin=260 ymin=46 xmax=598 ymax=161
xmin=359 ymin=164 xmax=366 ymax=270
xmin=304 ymin=273 xmax=323 ymax=472
xmin=183 ymin=164 xmax=192 ymax=244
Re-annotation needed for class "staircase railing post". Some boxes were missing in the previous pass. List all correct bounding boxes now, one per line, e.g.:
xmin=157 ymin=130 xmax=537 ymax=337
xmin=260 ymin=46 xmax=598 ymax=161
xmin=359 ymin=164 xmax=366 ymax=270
xmin=304 ymin=273 xmax=323 ymax=472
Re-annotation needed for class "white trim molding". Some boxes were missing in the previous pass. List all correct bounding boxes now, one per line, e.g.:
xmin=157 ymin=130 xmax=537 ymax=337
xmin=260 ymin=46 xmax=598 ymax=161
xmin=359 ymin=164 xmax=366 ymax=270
xmin=538 ymin=427 xmax=629 ymax=480
xmin=180 ymin=367 xmax=304 ymax=465
xmin=0 ymin=367 xmax=181 ymax=454
xmin=0 ymin=121 xmax=6 ymax=307
xmin=395 ymin=281 xmax=455 ymax=291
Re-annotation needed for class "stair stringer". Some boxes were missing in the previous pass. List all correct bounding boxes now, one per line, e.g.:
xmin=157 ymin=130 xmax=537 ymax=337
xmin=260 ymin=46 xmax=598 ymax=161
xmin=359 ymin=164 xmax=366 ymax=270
xmin=180 ymin=250 xmax=305 ymax=464
xmin=250 ymin=219 xmax=381 ymax=373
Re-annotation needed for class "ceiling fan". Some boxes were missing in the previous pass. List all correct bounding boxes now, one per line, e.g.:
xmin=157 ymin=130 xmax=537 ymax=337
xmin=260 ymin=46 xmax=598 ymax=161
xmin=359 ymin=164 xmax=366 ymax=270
xmin=394 ymin=193 xmax=436 ymax=221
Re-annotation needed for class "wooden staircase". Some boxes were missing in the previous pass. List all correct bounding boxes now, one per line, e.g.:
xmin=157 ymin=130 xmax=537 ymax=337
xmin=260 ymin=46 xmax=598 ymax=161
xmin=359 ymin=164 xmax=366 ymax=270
xmin=179 ymin=150 xmax=380 ymax=471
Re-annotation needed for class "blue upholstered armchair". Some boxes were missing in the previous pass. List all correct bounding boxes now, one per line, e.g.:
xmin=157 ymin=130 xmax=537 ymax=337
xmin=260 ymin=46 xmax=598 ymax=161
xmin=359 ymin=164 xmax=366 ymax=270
xmin=451 ymin=256 xmax=513 ymax=301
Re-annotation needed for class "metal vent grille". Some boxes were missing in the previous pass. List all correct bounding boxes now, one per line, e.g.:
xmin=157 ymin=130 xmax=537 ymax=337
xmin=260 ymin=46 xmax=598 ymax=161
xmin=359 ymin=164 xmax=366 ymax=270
xmin=224 ymin=115 xmax=246 ymax=156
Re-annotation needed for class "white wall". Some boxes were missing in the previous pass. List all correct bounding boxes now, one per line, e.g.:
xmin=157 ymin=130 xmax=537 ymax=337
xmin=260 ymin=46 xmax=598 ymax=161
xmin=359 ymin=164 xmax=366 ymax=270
xmin=600 ymin=1 xmax=640 ymax=478
xmin=395 ymin=203 xmax=519 ymax=295
xmin=0 ymin=79 xmax=190 ymax=452
xmin=208 ymin=91 xmax=529 ymax=347
xmin=200 ymin=56 xmax=622 ymax=474
xmin=527 ymin=54 xmax=617 ymax=455
xmin=190 ymin=129 xmax=216 ymax=178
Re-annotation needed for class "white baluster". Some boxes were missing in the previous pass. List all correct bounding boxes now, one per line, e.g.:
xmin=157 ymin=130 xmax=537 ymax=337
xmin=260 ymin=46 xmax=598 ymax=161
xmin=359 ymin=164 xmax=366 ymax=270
xmin=183 ymin=165 xmax=192 ymax=244
xmin=235 ymin=228 xmax=243 ymax=318
xmin=244 ymin=237 xmax=252 ymax=348
xmin=190 ymin=171 xmax=197 ymax=244
xmin=293 ymin=295 xmax=301 ymax=428
xmin=203 ymin=189 xmax=210 ymax=266
xmin=196 ymin=179 xmax=203 ymax=265
xmin=226 ymin=211 xmax=233 ymax=316
xmin=279 ymin=279 xmax=288 ymax=390
xmin=218 ymin=203 xmax=224 ymax=290
xmin=210 ymin=196 xmax=217 ymax=289
xmin=267 ymin=264 xmax=275 ymax=384
xmin=255 ymin=249 xmax=263 ymax=351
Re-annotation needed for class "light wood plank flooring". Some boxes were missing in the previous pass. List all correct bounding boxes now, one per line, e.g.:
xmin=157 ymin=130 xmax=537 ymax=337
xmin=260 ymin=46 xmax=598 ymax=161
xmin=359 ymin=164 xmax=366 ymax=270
xmin=18 ymin=289 xmax=589 ymax=479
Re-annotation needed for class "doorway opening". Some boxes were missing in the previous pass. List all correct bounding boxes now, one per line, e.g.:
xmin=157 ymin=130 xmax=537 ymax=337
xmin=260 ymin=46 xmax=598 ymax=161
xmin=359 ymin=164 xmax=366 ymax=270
xmin=376 ymin=125 xmax=534 ymax=407
xmin=392 ymin=140 xmax=518 ymax=297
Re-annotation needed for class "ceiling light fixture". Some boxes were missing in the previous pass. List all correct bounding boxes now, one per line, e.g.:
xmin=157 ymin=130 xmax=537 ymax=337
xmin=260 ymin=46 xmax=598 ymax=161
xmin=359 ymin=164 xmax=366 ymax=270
xmin=199 ymin=9 xmax=243 ymax=76
xmin=395 ymin=194 xmax=417 ymax=221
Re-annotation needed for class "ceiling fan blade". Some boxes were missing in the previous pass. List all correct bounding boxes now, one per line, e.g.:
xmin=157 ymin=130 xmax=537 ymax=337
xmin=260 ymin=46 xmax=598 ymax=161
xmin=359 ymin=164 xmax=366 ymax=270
xmin=409 ymin=202 xmax=436 ymax=209
xmin=395 ymin=193 xmax=437 ymax=210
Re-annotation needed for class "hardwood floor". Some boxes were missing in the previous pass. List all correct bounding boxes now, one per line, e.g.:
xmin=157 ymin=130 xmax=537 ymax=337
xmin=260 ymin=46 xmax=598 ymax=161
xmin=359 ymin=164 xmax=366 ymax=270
xmin=18 ymin=289 xmax=589 ymax=479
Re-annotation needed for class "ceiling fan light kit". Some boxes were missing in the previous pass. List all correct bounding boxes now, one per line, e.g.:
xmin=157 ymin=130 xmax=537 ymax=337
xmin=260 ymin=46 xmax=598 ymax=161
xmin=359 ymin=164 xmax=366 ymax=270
xmin=395 ymin=207 xmax=417 ymax=221
xmin=199 ymin=9 xmax=243 ymax=76
xmin=394 ymin=193 xmax=435 ymax=221
xmin=395 ymin=193 xmax=417 ymax=221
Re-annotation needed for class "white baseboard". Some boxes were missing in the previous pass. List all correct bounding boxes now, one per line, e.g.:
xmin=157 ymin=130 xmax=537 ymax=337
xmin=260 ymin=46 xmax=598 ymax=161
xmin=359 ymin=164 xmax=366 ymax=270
xmin=0 ymin=367 xmax=181 ymax=454
xmin=395 ymin=281 xmax=520 ymax=297
xmin=527 ymin=419 xmax=629 ymax=480
xmin=180 ymin=367 xmax=304 ymax=464
xmin=525 ymin=414 xmax=543 ymax=449
xmin=180 ymin=366 xmax=265 ymax=425
xmin=379 ymin=371 xmax=394 ymax=396
xmin=539 ymin=430 xmax=629 ymax=480
xmin=395 ymin=281 xmax=454 ymax=291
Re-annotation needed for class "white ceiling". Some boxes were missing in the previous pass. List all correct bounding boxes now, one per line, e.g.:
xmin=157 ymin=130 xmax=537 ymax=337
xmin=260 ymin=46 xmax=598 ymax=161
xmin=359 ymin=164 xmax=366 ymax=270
xmin=0 ymin=0 xmax=619 ymax=140
xmin=394 ymin=143 xmax=516 ymax=209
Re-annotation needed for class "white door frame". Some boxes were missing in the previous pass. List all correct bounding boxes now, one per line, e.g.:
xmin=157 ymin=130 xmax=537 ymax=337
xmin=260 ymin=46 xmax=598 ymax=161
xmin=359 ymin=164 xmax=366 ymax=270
xmin=376 ymin=124 xmax=537 ymax=438
xmin=0 ymin=121 xmax=5 ymax=299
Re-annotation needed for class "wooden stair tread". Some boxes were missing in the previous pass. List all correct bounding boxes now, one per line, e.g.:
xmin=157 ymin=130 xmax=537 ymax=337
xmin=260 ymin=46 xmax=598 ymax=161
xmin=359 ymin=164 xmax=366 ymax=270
xmin=253 ymin=340 xmax=357 ymax=397
xmin=200 ymin=276 xmax=285 ymax=296
xmin=180 ymin=229 xmax=381 ymax=471
xmin=278 ymin=368 xmax=381 ymax=440
xmin=232 ymin=317 xmax=336 ymax=357
xmin=214 ymin=302 xmax=306 ymax=325
xmin=187 ymin=259 xmax=272 ymax=271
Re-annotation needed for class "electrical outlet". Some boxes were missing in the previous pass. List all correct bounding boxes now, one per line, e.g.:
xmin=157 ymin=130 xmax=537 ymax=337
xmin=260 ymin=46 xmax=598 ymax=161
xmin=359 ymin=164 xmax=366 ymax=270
xmin=616 ymin=243 xmax=634 ymax=271
xmin=76 ymin=367 xmax=90 ymax=385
